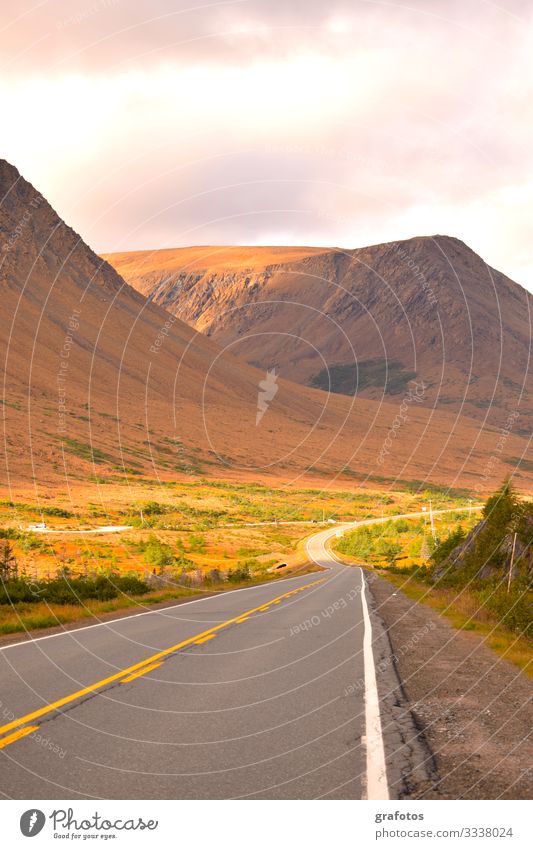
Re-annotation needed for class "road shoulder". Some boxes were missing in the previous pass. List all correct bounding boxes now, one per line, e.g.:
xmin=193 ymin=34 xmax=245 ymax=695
xmin=368 ymin=572 xmax=533 ymax=799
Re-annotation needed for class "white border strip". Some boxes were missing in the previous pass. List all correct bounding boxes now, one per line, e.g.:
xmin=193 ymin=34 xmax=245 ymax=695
xmin=360 ymin=567 xmax=390 ymax=800
xmin=0 ymin=570 xmax=319 ymax=652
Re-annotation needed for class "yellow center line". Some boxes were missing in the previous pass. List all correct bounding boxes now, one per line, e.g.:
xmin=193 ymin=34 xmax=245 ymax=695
xmin=193 ymin=634 xmax=216 ymax=644
xmin=0 ymin=725 xmax=39 ymax=749
xmin=0 ymin=578 xmax=325 ymax=742
xmin=121 ymin=662 xmax=162 ymax=683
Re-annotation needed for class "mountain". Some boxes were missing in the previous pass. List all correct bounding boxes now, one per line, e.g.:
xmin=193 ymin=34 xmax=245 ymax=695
xmin=104 ymin=240 xmax=533 ymax=431
xmin=1 ymin=159 xmax=530 ymax=494
xmin=0 ymin=163 xmax=331 ymax=490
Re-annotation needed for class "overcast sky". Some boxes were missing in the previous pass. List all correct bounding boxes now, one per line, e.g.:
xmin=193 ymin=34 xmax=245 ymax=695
xmin=1 ymin=0 xmax=532 ymax=289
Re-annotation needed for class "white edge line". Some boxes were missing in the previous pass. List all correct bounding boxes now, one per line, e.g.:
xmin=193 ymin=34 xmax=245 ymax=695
xmin=0 ymin=570 xmax=318 ymax=653
xmin=359 ymin=566 xmax=390 ymax=800
xmin=306 ymin=506 xmax=482 ymax=801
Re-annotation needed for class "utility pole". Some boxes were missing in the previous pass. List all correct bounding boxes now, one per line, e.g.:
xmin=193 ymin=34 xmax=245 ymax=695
xmin=429 ymin=499 xmax=436 ymax=541
xmin=507 ymin=532 xmax=517 ymax=594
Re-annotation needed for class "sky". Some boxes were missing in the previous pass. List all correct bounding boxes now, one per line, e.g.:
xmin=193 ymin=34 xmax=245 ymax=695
xmin=1 ymin=0 xmax=532 ymax=290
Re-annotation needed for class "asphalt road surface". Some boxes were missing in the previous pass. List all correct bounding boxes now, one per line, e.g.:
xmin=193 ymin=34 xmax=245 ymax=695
xmin=0 ymin=510 xmax=478 ymax=800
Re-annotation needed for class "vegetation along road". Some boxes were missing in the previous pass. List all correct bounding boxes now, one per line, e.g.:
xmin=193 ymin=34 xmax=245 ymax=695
xmin=0 ymin=505 xmax=501 ymax=801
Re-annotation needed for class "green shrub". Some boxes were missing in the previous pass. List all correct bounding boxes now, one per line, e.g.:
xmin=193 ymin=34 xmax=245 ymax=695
xmin=475 ymin=581 xmax=532 ymax=637
xmin=174 ymin=554 xmax=194 ymax=570
xmin=0 ymin=527 xmax=20 ymax=540
xmin=188 ymin=534 xmax=206 ymax=553
xmin=139 ymin=501 xmax=172 ymax=516
xmin=142 ymin=536 xmax=175 ymax=567
xmin=40 ymin=506 xmax=74 ymax=518
xmin=228 ymin=564 xmax=252 ymax=583
xmin=430 ymin=527 xmax=466 ymax=568
xmin=0 ymin=574 xmax=150 ymax=606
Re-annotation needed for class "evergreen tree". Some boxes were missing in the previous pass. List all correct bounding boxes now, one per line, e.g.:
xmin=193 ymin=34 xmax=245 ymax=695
xmin=0 ymin=541 xmax=18 ymax=581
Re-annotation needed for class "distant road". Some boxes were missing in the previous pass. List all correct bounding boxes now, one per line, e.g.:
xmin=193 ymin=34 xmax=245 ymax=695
xmin=27 ymin=505 xmax=481 ymax=535
xmin=28 ymin=525 xmax=133 ymax=534
xmin=224 ymin=504 xmax=481 ymax=529
xmin=1 ymin=506 xmax=481 ymax=799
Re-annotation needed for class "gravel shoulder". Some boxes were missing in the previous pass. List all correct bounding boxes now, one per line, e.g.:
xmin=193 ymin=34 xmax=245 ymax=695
xmin=368 ymin=572 xmax=532 ymax=799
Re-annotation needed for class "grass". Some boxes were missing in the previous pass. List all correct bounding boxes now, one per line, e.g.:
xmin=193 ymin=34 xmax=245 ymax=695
xmin=333 ymin=501 xmax=531 ymax=674
xmin=310 ymin=358 xmax=417 ymax=396
xmin=505 ymin=456 xmax=533 ymax=473
xmin=336 ymin=512 xmax=477 ymax=570
xmin=381 ymin=571 xmax=532 ymax=675
xmin=59 ymin=437 xmax=114 ymax=465
xmin=0 ymin=565 xmax=320 ymax=636
xmin=0 ymin=481 xmax=478 ymax=593
xmin=0 ymin=479 xmax=481 ymax=637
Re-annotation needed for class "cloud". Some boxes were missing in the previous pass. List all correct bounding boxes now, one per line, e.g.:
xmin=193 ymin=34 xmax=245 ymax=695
xmin=1 ymin=0 xmax=532 ymax=289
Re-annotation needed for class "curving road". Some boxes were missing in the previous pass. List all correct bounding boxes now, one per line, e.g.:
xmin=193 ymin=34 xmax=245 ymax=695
xmin=0 ymin=508 xmax=478 ymax=800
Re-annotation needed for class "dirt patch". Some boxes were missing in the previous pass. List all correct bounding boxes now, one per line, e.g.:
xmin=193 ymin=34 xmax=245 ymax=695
xmin=369 ymin=572 xmax=532 ymax=799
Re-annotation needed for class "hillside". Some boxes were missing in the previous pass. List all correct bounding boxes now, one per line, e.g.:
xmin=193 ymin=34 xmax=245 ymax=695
xmin=105 ymin=240 xmax=533 ymax=433
xmin=429 ymin=482 xmax=532 ymax=637
xmin=1 ymin=159 xmax=531 ymax=494
xmin=0 ymin=162 xmax=341 ymax=491
xmin=431 ymin=483 xmax=532 ymax=587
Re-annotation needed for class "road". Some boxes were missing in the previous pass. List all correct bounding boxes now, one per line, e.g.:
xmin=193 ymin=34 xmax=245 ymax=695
xmin=28 ymin=525 xmax=133 ymax=534
xmin=0 ymin=508 xmax=480 ymax=800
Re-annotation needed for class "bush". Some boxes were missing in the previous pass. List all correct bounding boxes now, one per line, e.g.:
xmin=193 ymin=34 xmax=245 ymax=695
xmin=476 ymin=581 xmax=532 ymax=637
xmin=430 ymin=527 xmax=466 ymax=568
xmin=227 ymin=564 xmax=251 ymax=583
xmin=0 ymin=579 xmax=36 ymax=604
xmin=205 ymin=568 xmax=223 ymax=584
xmin=0 ymin=527 xmax=20 ymax=540
xmin=174 ymin=554 xmax=194 ymax=570
xmin=139 ymin=501 xmax=172 ymax=516
xmin=40 ymin=506 xmax=74 ymax=518
xmin=0 ymin=574 xmax=150 ymax=606
xmin=142 ymin=536 xmax=175 ymax=567
xmin=113 ymin=575 xmax=151 ymax=595
xmin=188 ymin=534 xmax=206 ymax=553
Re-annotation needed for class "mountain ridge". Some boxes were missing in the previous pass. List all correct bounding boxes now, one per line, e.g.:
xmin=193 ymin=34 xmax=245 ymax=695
xmin=104 ymin=236 xmax=533 ymax=430
xmin=1 ymin=158 xmax=530 ymax=492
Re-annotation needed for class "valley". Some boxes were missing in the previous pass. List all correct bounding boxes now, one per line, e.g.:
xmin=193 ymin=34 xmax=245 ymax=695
xmin=0 ymin=157 xmax=530 ymax=803
xmin=0 ymin=478 xmax=474 ymax=636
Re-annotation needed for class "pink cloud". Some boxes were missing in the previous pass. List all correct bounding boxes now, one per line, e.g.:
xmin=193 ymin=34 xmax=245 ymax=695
xmin=1 ymin=0 xmax=531 ymax=289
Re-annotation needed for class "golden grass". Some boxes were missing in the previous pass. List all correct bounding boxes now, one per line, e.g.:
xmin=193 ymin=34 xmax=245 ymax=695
xmin=382 ymin=572 xmax=532 ymax=676
xmin=2 ymin=479 xmax=446 ymax=580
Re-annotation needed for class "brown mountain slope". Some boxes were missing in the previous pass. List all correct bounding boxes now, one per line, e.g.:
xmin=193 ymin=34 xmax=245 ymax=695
xmin=0 ymin=162 xmax=340 ymax=491
xmin=105 ymin=241 xmax=533 ymax=433
xmin=1 ymin=159 xmax=530 ymax=495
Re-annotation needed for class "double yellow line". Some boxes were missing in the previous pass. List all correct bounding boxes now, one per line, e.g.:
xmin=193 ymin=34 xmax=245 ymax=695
xmin=0 ymin=578 xmax=324 ymax=750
